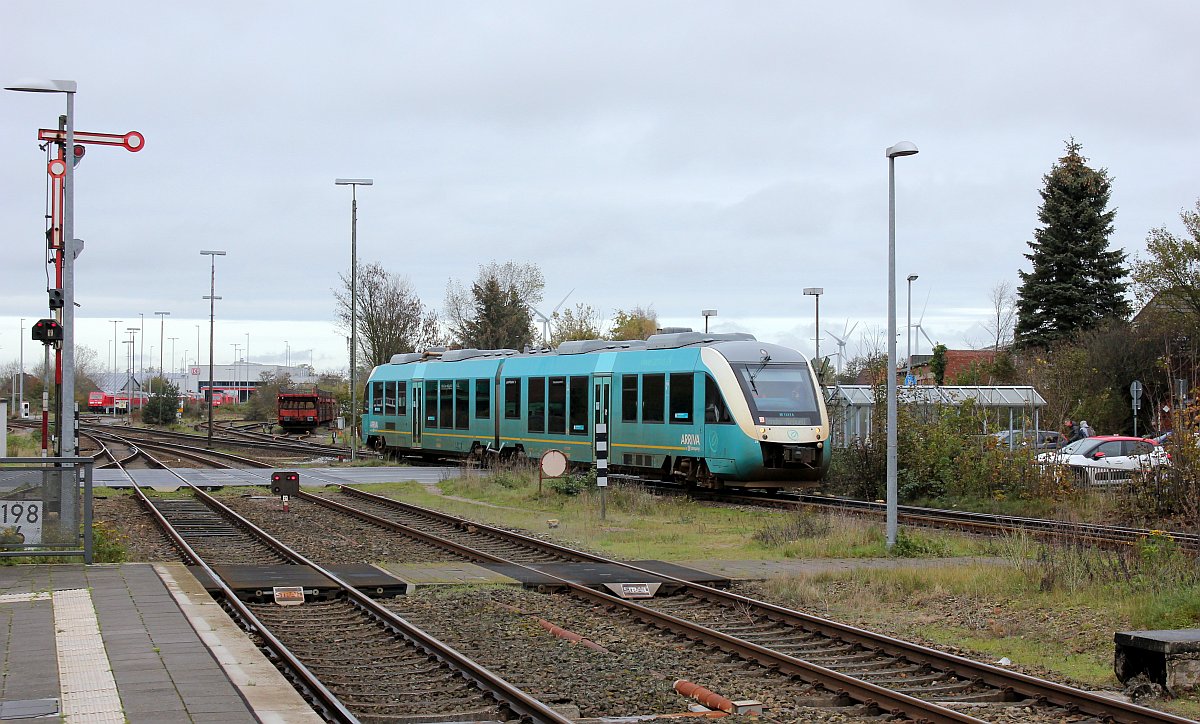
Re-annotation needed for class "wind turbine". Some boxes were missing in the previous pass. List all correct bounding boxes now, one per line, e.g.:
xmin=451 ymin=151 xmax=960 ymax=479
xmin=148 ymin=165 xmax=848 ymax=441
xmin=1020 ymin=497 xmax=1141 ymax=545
xmin=530 ymin=289 xmax=574 ymax=346
xmin=826 ymin=319 xmax=859 ymax=373
xmin=912 ymin=289 xmax=935 ymax=358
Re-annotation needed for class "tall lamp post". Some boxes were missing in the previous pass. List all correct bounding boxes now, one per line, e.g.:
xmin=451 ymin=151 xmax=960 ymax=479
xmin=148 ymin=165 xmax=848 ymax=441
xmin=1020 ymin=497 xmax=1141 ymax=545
xmin=5 ymin=78 xmax=77 ymax=456
xmin=701 ymin=309 xmax=717 ymax=334
xmin=906 ymin=274 xmax=919 ymax=380
xmin=335 ymin=178 xmax=373 ymax=461
xmin=19 ymin=318 xmax=25 ymax=417
xmin=125 ymin=327 xmax=139 ymax=420
xmin=886 ymin=141 xmax=919 ymax=549
xmin=802 ymin=288 xmax=823 ymax=374
xmin=201 ymin=250 xmax=226 ymax=448
xmin=154 ymin=311 xmax=170 ymax=377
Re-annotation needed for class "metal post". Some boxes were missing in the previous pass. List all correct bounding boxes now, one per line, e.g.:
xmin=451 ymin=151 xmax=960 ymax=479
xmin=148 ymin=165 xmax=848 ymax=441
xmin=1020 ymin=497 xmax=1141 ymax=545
xmin=907 ymin=277 xmax=914 ymax=378
xmin=156 ymin=311 xmax=169 ymax=377
xmin=350 ymin=189 xmax=358 ymax=461
xmin=887 ymin=155 xmax=898 ymax=549
xmin=61 ymin=91 xmax=75 ymax=456
xmin=201 ymin=250 xmax=225 ymax=448
xmin=596 ymin=423 xmax=608 ymax=520
xmin=884 ymin=141 xmax=918 ymax=550
xmin=19 ymin=318 xmax=24 ymax=417
xmin=336 ymin=179 xmax=372 ymax=462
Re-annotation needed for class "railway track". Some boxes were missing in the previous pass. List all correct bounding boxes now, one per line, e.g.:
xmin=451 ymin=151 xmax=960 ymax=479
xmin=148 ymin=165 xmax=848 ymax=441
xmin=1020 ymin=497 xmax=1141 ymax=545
xmin=116 ymin=456 xmax=569 ymax=722
xmin=740 ymin=491 xmax=1200 ymax=553
xmin=283 ymin=485 xmax=1194 ymax=724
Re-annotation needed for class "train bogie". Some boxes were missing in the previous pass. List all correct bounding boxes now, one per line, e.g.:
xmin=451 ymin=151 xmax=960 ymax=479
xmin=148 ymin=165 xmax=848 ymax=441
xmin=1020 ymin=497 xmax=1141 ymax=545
xmin=362 ymin=334 xmax=831 ymax=489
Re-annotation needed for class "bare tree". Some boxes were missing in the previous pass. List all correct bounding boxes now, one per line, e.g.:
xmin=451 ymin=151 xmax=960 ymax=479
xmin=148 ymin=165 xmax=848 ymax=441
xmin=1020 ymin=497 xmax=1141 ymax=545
xmin=335 ymin=262 xmax=441 ymax=369
xmin=982 ymin=281 xmax=1017 ymax=350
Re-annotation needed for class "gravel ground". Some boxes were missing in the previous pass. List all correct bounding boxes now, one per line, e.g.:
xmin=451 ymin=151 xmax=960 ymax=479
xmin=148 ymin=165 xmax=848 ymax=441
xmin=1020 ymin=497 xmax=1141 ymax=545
xmin=91 ymin=491 xmax=1192 ymax=722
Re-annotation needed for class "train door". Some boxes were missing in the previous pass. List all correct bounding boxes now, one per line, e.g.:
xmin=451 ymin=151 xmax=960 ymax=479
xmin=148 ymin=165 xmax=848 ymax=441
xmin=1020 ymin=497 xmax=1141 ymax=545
xmin=411 ymin=380 xmax=424 ymax=447
xmin=593 ymin=374 xmax=611 ymax=457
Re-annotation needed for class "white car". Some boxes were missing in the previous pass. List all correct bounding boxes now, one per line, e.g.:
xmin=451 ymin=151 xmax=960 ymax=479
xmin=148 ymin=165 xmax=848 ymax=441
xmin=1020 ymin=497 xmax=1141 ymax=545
xmin=1036 ymin=436 xmax=1169 ymax=485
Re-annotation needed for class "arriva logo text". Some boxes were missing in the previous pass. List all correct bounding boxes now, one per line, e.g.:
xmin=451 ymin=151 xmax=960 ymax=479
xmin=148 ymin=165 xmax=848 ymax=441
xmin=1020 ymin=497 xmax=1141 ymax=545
xmin=680 ymin=433 xmax=701 ymax=451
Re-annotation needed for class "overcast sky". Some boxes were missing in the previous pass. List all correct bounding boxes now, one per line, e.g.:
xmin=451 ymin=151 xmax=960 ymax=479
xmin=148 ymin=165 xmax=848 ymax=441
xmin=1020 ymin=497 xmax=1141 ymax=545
xmin=3 ymin=2 xmax=1197 ymax=378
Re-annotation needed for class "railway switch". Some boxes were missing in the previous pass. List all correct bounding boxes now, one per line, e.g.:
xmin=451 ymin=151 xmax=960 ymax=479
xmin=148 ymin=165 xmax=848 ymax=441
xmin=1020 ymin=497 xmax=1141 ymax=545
xmin=271 ymin=471 xmax=300 ymax=497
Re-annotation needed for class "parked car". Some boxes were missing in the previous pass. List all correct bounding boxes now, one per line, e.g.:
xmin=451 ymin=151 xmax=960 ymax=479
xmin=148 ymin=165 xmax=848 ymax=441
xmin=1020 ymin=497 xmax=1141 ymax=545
xmin=1035 ymin=436 xmax=1169 ymax=485
xmin=992 ymin=429 xmax=1062 ymax=449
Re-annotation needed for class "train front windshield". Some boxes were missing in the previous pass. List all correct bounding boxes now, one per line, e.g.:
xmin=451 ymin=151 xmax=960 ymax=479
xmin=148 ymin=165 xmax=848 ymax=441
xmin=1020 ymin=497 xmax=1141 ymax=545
xmin=732 ymin=363 xmax=821 ymax=426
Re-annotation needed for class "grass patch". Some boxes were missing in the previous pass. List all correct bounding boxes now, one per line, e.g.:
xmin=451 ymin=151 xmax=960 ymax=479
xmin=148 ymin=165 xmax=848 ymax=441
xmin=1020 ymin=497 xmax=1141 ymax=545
xmin=348 ymin=469 xmax=992 ymax=562
xmin=756 ymin=538 xmax=1200 ymax=697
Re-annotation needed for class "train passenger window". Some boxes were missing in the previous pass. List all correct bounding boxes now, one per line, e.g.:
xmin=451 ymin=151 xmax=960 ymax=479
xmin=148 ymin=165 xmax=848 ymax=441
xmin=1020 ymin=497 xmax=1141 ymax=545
xmin=384 ymin=382 xmax=398 ymax=416
xmin=527 ymin=377 xmax=545 ymax=433
xmin=455 ymin=379 xmax=469 ymax=430
xmin=669 ymin=373 xmax=693 ymax=424
xmin=397 ymin=383 xmax=407 ymax=416
xmin=547 ymin=377 xmax=566 ymax=435
xmin=425 ymin=384 xmax=438 ymax=427
xmin=371 ymin=382 xmax=383 ymax=414
xmin=504 ymin=379 xmax=521 ymax=419
xmin=704 ymin=376 xmax=732 ymax=424
xmin=475 ymin=378 xmax=490 ymax=419
xmin=569 ymin=376 xmax=588 ymax=435
xmin=642 ymin=374 xmax=665 ymax=424
xmin=439 ymin=380 xmax=454 ymax=430
xmin=621 ymin=375 xmax=638 ymax=422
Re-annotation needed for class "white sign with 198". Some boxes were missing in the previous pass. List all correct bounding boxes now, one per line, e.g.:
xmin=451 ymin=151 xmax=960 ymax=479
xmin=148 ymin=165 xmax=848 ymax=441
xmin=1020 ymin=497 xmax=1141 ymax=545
xmin=0 ymin=502 xmax=42 ymax=544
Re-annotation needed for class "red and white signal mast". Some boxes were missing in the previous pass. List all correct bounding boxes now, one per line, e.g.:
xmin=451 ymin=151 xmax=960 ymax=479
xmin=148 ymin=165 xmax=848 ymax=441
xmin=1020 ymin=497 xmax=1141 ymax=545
xmin=6 ymin=78 xmax=143 ymax=457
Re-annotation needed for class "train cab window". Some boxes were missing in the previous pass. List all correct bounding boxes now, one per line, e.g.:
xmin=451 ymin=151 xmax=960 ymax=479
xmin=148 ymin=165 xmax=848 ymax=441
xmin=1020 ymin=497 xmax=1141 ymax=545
xmin=504 ymin=379 xmax=521 ymax=419
xmin=642 ymin=374 xmax=665 ymax=423
xmin=547 ymin=377 xmax=566 ymax=435
xmin=384 ymin=382 xmax=398 ymax=416
xmin=439 ymin=381 xmax=454 ymax=430
xmin=397 ymin=383 xmax=407 ymax=416
xmin=371 ymin=382 xmax=384 ymax=414
xmin=475 ymin=378 xmax=491 ymax=419
xmin=527 ymin=377 xmax=545 ymax=433
xmin=455 ymin=379 xmax=469 ymax=430
xmin=425 ymin=384 xmax=438 ymax=427
xmin=669 ymin=373 xmax=694 ymax=424
xmin=705 ymin=375 xmax=733 ymax=424
xmin=621 ymin=375 xmax=639 ymax=422
xmin=569 ymin=376 xmax=588 ymax=435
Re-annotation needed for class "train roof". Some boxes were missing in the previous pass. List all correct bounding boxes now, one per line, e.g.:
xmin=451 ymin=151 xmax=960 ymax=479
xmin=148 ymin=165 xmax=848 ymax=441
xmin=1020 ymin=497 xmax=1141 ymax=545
xmin=379 ymin=332 xmax=809 ymax=368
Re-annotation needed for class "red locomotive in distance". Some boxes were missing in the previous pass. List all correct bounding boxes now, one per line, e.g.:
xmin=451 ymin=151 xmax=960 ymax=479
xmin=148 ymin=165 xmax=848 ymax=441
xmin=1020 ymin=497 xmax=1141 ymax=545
xmin=277 ymin=388 xmax=338 ymax=431
xmin=87 ymin=391 xmax=147 ymax=413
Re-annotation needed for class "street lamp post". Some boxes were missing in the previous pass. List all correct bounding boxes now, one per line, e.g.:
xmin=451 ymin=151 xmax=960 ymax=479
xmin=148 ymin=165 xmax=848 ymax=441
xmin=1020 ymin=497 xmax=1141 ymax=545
xmin=701 ymin=309 xmax=717 ymax=334
xmin=125 ymin=327 xmax=139 ymax=421
xmin=335 ymin=178 xmax=373 ymax=462
xmin=201 ymin=250 xmax=226 ymax=448
xmin=886 ymin=141 xmax=919 ymax=550
xmin=155 ymin=311 xmax=170 ymax=377
xmin=5 ymin=78 xmax=77 ymax=455
xmin=139 ymin=313 xmax=144 ymax=388
xmin=802 ymin=288 xmax=823 ymax=374
xmin=906 ymin=274 xmax=919 ymax=380
xmin=18 ymin=318 xmax=25 ymax=417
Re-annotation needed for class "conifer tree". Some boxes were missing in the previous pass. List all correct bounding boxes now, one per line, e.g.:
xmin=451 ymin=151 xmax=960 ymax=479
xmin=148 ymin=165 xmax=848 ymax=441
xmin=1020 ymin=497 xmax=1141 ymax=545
xmin=1015 ymin=140 xmax=1130 ymax=348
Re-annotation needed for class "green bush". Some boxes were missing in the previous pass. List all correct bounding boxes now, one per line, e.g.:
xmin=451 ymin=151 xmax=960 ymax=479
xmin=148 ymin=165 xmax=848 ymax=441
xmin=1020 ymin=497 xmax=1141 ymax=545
xmin=753 ymin=509 xmax=832 ymax=546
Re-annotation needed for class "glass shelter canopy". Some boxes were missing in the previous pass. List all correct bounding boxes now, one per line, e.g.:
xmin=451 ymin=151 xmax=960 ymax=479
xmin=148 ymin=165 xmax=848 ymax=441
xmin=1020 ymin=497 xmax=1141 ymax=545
xmin=824 ymin=385 xmax=1047 ymax=447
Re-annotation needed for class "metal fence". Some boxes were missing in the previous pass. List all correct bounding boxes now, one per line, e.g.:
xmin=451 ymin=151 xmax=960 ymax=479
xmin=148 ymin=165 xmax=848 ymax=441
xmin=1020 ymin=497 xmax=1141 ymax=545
xmin=0 ymin=457 xmax=93 ymax=563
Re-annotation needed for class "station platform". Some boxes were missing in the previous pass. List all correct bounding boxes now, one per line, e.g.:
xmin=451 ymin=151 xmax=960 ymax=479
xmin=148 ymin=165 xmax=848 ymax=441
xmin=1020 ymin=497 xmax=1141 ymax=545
xmin=0 ymin=563 xmax=319 ymax=723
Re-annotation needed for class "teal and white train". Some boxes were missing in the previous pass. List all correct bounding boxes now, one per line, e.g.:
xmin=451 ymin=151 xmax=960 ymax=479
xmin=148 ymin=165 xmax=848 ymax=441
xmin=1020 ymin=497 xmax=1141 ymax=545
xmin=361 ymin=332 xmax=832 ymax=489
